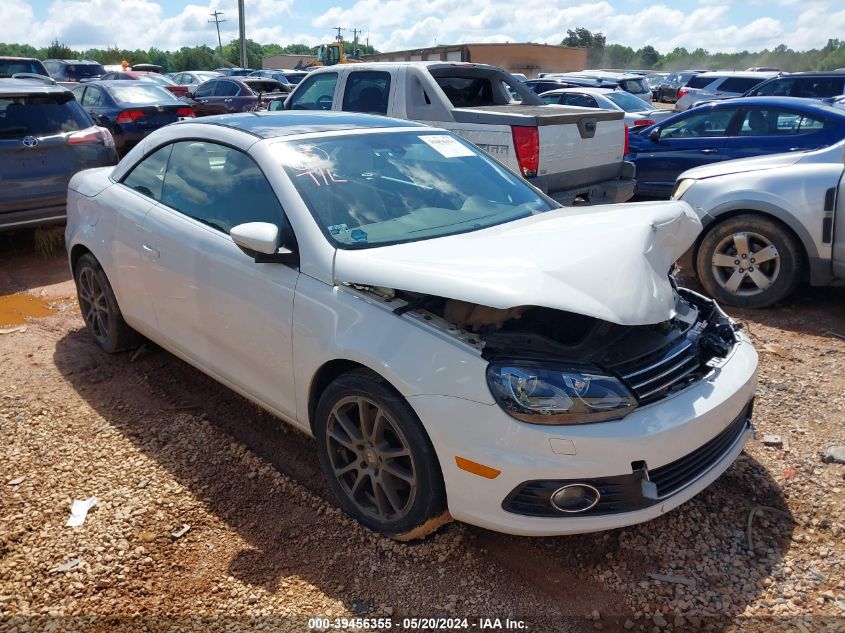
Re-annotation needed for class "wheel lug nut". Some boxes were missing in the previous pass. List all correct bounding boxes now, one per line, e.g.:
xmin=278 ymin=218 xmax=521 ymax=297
xmin=750 ymin=258 xmax=755 ymax=263
xmin=739 ymin=268 xmax=745 ymax=273
xmin=749 ymin=267 xmax=754 ymax=272
xmin=734 ymin=260 xmax=740 ymax=265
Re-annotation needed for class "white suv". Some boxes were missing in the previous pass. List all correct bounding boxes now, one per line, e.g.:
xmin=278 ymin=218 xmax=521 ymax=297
xmin=676 ymin=71 xmax=778 ymax=111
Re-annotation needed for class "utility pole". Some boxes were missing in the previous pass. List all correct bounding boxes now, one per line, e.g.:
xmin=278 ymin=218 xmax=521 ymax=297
xmin=238 ymin=0 xmax=247 ymax=68
xmin=334 ymin=26 xmax=346 ymax=41
xmin=351 ymin=28 xmax=361 ymax=56
xmin=208 ymin=10 xmax=226 ymax=54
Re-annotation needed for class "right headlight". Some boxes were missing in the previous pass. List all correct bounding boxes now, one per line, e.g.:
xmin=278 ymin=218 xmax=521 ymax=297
xmin=486 ymin=362 xmax=637 ymax=425
xmin=671 ymin=178 xmax=696 ymax=200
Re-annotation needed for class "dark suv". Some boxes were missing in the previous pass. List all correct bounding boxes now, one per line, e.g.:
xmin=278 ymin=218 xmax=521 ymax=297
xmin=745 ymin=72 xmax=845 ymax=99
xmin=43 ymin=59 xmax=106 ymax=83
xmin=0 ymin=79 xmax=118 ymax=231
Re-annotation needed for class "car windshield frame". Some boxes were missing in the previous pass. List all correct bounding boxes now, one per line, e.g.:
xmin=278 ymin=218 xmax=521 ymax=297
xmin=275 ymin=130 xmax=557 ymax=250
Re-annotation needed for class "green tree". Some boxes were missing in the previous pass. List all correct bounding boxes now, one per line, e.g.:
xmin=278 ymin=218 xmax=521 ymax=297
xmin=561 ymin=27 xmax=606 ymax=67
xmin=45 ymin=39 xmax=75 ymax=59
xmin=637 ymin=45 xmax=660 ymax=68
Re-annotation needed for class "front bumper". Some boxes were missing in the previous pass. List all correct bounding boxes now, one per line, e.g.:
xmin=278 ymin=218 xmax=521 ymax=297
xmin=408 ymin=331 xmax=758 ymax=536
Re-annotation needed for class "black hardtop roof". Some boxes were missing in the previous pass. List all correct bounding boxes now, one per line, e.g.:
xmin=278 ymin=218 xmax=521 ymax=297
xmin=192 ymin=110 xmax=426 ymax=138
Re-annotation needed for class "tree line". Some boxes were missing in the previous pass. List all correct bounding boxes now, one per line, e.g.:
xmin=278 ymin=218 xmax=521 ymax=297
xmin=3 ymin=31 xmax=844 ymax=73
xmin=561 ymin=28 xmax=845 ymax=72
xmin=0 ymin=39 xmax=379 ymax=72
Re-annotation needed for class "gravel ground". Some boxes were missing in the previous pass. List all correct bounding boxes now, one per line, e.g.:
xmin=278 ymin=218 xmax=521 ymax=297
xmin=1 ymin=244 xmax=844 ymax=633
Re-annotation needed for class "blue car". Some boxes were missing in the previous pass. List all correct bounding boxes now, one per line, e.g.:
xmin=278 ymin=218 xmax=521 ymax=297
xmin=627 ymin=97 xmax=845 ymax=198
xmin=71 ymin=81 xmax=195 ymax=155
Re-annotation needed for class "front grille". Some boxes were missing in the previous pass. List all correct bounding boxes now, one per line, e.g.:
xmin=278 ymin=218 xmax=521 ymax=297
xmin=501 ymin=399 xmax=753 ymax=518
xmin=615 ymin=339 xmax=702 ymax=404
xmin=649 ymin=400 xmax=751 ymax=497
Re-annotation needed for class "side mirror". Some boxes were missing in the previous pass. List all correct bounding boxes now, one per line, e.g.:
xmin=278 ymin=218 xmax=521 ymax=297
xmin=648 ymin=128 xmax=661 ymax=142
xmin=230 ymin=222 xmax=297 ymax=264
xmin=185 ymin=91 xmax=194 ymax=99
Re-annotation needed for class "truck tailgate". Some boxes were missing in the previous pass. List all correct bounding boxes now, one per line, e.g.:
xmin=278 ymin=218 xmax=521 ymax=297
xmin=453 ymin=104 xmax=626 ymax=191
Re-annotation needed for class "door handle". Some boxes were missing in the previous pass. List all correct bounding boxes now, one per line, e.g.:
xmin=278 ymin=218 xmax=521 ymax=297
xmin=224 ymin=98 xmax=232 ymax=102
xmin=141 ymin=244 xmax=160 ymax=259
xmin=700 ymin=148 xmax=719 ymax=154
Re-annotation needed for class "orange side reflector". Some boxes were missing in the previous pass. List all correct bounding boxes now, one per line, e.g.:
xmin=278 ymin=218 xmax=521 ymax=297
xmin=455 ymin=456 xmax=501 ymax=479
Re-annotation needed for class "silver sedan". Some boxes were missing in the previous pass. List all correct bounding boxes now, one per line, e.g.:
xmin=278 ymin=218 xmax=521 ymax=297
xmin=540 ymin=87 xmax=674 ymax=127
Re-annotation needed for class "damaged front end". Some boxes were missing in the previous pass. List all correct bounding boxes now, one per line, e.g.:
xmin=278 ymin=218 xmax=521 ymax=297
xmin=350 ymin=283 xmax=739 ymax=422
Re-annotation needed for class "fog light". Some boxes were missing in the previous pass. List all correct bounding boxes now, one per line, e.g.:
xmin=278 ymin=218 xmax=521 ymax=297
xmin=550 ymin=484 xmax=601 ymax=513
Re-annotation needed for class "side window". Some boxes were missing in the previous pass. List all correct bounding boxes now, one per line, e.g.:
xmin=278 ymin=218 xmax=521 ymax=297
xmin=161 ymin=142 xmax=287 ymax=238
xmin=794 ymin=78 xmax=845 ymax=98
xmin=562 ymin=94 xmax=597 ymax=108
xmin=101 ymin=73 xmax=114 ymax=81
xmin=342 ymin=71 xmax=391 ymax=114
xmin=80 ymin=86 xmax=103 ymax=107
xmin=541 ymin=94 xmax=562 ymax=104
xmin=751 ymin=79 xmax=793 ymax=97
xmin=739 ymin=109 xmax=825 ymax=135
xmin=718 ymin=77 xmax=764 ymax=93
xmin=71 ymin=86 xmax=86 ymax=102
xmin=660 ymin=108 xmax=737 ymax=139
xmin=174 ymin=73 xmax=187 ymax=85
xmin=214 ymin=80 xmax=240 ymax=97
xmin=289 ymin=72 xmax=338 ymax=110
xmin=122 ymin=144 xmax=173 ymax=201
xmin=194 ymin=81 xmax=215 ymax=98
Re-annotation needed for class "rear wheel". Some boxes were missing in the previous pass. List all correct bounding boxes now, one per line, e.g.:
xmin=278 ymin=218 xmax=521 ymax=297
xmin=314 ymin=369 xmax=448 ymax=540
xmin=74 ymin=253 xmax=142 ymax=352
xmin=696 ymin=214 xmax=803 ymax=308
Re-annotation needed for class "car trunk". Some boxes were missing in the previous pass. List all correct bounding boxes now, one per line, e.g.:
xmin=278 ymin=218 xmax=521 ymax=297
xmin=0 ymin=134 xmax=77 ymax=215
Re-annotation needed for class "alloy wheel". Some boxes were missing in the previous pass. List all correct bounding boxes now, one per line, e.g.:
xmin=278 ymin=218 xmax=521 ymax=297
xmin=711 ymin=231 xmax=781 ymax=296
xmin=77 ymin=266 xmax=110 ymax=341
xmin=325 ymin=396 xmax=417 ymax=522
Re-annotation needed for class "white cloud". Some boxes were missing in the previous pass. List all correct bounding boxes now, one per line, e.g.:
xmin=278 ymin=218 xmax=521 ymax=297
xmin=9 ymin=0 xmax=845 ymax=54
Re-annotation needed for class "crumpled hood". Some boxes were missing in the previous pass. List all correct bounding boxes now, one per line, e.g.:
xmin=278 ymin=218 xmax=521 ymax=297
xmin=680 ymin=151 xmax=805 ymax=181
xmin=333 ymin=201 xmax=702 ymax=326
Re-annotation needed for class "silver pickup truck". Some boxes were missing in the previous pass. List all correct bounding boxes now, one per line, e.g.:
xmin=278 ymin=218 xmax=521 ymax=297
xmin=282 ymin=62 xmax=635 ymax=205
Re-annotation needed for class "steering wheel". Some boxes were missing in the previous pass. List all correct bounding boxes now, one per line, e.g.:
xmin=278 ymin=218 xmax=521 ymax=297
xmin=316 ymin=95 xmax=333 ymax=110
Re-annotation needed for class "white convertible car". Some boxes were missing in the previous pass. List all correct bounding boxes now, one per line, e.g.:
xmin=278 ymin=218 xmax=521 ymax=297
xmin=65 ymin=112 xmax=758 ymax=539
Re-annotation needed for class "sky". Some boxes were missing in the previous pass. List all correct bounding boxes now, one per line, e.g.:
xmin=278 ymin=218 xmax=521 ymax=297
xmin=7 ymin=0 xmax=845 ymax=54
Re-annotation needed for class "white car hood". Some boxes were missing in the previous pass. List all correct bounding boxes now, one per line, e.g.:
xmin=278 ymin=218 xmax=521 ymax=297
xmin=681 ymin=151 xmax=805 ymax=180
xmin=333 ymin=201 xmax=702 ymax=326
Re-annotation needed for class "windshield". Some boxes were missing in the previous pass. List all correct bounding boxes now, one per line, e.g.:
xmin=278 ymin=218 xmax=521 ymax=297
xmin=605 ymin=91 xmax=650 ymax=112
xmin=111 ymin=85 xmax=178 ymax=104
xmin=278 ymin=131 xmax=554 ymax=248
xmin=619 ymin=78 xmax=647 ymax=93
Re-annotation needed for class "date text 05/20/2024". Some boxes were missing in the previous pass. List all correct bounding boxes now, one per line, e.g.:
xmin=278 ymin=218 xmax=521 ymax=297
xmin=309 ymin=617 xmax=527 ymax=630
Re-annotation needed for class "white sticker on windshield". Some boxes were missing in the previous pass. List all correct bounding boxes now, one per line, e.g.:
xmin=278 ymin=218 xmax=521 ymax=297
xmin=419 ymin=135 xmax=476 ymax=158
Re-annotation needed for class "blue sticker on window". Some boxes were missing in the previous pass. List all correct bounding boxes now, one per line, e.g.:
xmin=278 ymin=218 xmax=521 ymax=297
xmin=350 ymin=229 xmax=368 ymax=242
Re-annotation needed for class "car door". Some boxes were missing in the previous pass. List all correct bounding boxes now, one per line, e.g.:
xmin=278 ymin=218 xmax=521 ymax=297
xmin=94 ymin=144 xmax=174 ymax=332
xmin=139 ymin=140 xmax=299 ymax=418
xmin=189 ymin=79 xmax=221 ymax=116
xmin=727 ymin=107 xmax=830 ymax=161
xmin=634 ymin=107 xmax=740 ymax=196
xmin=76 ymin=84 xmax=109 ymax=126
xmin=214 ymin=79 xmax=251 ymax=113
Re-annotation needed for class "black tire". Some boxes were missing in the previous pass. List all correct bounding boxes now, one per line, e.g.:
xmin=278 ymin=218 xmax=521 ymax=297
xmin=74 ymin=253 xmax=142 ymax=353
xmin=695 ymin=214 xmax=803 ymax=308
xmin=657 ymin=89 xmax=665 ymax=103
xmin=314 ymin=368 xmax=447 ymax=540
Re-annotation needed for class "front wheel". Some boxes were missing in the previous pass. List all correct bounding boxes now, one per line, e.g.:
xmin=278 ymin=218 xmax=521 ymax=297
xmin=695 ymin=214 xmax=803 ymax=308
xmin=314 ymin=369 xmax=448 ymax=540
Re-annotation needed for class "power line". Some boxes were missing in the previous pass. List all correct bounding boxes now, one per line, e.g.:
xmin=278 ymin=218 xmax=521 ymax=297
xmin=208 ymin=10 xmax=227 ymax=52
